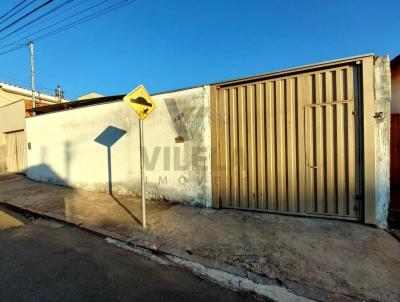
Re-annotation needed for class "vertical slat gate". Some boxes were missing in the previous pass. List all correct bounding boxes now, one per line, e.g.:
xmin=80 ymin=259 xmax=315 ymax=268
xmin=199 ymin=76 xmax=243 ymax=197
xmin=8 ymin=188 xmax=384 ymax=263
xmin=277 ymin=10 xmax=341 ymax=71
xmin=6 ymin=130 xmax=27 ymax=174
xmin=229 ymin=88 xmax=239 ymax=208
xmin=276 ymin=80 xmax=287 ymax=211
xmin=256 ymin=83 xmax=267 ymax=209
xmin=219 ymin=89 xmax=230 ymax=207
xmin=286 ymin=78 xmax=298 ymax=212
xmin=266 ymin=81 xmax=277 ymax=210
xmin=247 ymin=85 xmax=257 ymax=209
xmin=237 ymin=86 xmax=248 ymax=208
xmin=212 ymin=64 xmax=360 ymax=220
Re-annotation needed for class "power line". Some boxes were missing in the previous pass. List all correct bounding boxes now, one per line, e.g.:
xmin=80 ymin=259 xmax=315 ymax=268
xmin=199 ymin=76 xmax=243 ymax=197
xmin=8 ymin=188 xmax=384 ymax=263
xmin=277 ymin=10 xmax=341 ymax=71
xmin=0 ymin=72 xmax=55 ymax=91
xmin=0 ymin=44 xmax=25 ymax=56
xmin=36 ymin=0 xmax=135 ymax=42
xmin=0 ymin=0 xmax=109 ymax=47
xmin=0 ymin=0 xmax=38 ymax=26
xmin=0 ymin=0 xmax=137 ymax=57
xmin=0 ymin=0 xmax=75 ymax=43
xmin=0 ymin=0 xmax=54 ymax=34
xmin=0 ymin=0 xmax=30 ymax=22
xmin=4 ymin=0 xmax=87 ymax=42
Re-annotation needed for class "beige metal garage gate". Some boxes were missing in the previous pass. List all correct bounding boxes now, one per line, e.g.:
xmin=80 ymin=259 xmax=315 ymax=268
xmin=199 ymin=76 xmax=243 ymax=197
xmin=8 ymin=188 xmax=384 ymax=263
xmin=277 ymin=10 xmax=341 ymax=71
xmin=6 ymin=130 xmax=27 ymax=174
xmin=211 ymin=61 xmax=362 ymax=220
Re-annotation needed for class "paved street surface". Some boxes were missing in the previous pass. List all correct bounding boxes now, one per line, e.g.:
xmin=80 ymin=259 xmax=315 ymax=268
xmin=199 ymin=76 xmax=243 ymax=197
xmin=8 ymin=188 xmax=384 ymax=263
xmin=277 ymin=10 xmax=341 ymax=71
xmin=0 ymin=206 xmax=259 ymax=302
xmin=1 ymin=174 xmax=399 ymax=301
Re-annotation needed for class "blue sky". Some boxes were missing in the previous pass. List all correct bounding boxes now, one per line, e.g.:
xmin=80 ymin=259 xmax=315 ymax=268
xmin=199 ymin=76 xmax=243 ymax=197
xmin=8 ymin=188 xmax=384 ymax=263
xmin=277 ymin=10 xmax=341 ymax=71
xmin=0 ymin=0 xmax=398 ymax=100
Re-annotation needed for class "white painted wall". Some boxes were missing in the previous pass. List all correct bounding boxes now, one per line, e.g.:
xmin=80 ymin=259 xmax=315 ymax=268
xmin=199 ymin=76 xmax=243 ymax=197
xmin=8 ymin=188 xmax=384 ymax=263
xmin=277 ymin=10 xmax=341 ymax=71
xmin=26 ymin=86 xmax=213 ymax=207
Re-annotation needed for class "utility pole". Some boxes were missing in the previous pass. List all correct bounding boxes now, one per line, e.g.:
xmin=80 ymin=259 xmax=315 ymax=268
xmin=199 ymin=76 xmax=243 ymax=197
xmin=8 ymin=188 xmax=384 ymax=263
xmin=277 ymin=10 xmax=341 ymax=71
xmin=29 ymin=41 xmax=36 ymax=111
xmin=55 ymin=85 xmax=63 ymax=103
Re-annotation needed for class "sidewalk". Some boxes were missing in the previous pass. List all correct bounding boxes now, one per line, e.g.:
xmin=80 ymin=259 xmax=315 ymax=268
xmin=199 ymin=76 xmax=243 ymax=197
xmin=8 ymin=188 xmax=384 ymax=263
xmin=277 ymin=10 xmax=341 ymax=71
xmin=0 ymin=174 xmax=399 ymax=302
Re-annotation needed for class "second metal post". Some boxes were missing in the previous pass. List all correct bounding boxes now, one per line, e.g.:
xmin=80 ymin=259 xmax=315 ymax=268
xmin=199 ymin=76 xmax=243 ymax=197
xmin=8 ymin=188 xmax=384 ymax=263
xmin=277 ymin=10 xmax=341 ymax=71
xmin=139 ymin=119 xmax=146 ymax=228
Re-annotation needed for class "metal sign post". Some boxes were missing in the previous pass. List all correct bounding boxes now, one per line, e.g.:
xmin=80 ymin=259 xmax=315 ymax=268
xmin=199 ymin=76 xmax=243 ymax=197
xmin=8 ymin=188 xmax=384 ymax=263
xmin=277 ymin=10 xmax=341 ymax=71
xmin=123 ymin=85 xmax=156 ymax=228
xmin=139 ymin=119 xmax=146 ymax=228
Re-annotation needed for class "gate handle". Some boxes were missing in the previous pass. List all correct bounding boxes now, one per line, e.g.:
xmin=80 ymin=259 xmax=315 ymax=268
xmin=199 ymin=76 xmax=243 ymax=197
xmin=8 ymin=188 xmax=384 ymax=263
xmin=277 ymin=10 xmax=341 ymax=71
xmin=309 ymin=165 xmax=318 ymax=169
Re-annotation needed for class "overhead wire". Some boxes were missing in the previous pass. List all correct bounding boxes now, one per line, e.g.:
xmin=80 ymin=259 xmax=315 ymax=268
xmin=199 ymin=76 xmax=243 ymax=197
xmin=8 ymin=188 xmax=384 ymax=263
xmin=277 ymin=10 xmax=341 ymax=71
xmin=0 ymin=0 xmax=38 ymax=26
xmin=0 ymin=0 xmax=136 ymax=57
xmin=0 ymin=0 xmax=110 ymax=47
xmin=0 ymin=0 xmax=30 ymax=22
xmin=3 ymin=0 xmax=88 ymax=43
xmin=0 ymin=73 xmax=54 ymax=91
xmin=0 ymin=0 xmax=54 ymax=34
xmin=0 ymin=0 xmax=75 ymax=43
xmin=0 ymin=44 xmax=25 ymax=56
xmin=0 ymin=0 xmax=138 ymax=100
xmin=35 ymin=0 xmax=136 ymax=42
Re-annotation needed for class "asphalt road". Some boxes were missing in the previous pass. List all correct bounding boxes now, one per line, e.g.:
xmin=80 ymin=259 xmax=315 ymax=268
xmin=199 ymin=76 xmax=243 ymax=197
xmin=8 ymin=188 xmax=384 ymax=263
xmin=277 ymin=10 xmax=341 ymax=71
xmin=0 ymin=206 xmax=258 ymax=302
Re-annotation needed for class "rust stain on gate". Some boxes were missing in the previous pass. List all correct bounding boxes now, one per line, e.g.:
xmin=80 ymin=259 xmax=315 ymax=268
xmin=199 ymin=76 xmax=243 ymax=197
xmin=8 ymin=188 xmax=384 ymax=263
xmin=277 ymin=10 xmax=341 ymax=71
xmin=211 ymin=60 xmax=362 ymax=220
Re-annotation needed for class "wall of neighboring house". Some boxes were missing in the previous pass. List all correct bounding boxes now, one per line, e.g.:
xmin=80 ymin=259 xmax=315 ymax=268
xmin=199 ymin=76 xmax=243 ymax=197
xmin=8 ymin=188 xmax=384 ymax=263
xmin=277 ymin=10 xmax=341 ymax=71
xmin=0 ymin=100 xmax=26 ymax=132
xmin=26 ymin=86 xmax=213 ymax=207
xmin=392 ymin=64 xmax=400 ymax=113
xmin=0 ymin=133 xmax=6 ymax=174
xmin=390 ymin=59 xmax=400 ymax=227
xmin=0 ymin=90 xmax=25 ymax=107
xmin=0 ymin=96 xmax=26 ymax=175
xmin=0 ymin=83 xmax=64 ymax=175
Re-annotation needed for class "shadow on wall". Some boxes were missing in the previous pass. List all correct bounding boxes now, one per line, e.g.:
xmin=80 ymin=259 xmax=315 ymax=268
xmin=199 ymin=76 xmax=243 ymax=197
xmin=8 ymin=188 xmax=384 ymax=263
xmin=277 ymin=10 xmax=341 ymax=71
xmin=24 ymin=126 xmax=142 ymax=226
xmin=27 ymin=146 xmax=69 ymax=186
xmin=94 ymin=125 xmax=127 ymax=194
xmin=94 ymin=126 xmax=141 ymax=225
xmin=28 ymin=144 xmax=66 ymax=184
xmin=27 ymin=163 xmax=68 ymax=186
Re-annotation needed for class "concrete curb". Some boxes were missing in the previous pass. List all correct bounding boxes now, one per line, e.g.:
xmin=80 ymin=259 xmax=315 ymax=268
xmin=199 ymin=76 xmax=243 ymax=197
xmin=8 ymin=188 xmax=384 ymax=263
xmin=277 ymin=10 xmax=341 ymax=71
xmin=0 ymin=201 xmax=317 ymax=302
xmin=105 ymin=237 xmax=313 ymax=302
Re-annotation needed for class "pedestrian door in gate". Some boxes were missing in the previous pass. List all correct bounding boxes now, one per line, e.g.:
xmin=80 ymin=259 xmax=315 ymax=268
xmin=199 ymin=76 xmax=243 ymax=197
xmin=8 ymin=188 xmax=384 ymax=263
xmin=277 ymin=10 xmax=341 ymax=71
xmin=305 ymin=100 xmax=358 ymax=218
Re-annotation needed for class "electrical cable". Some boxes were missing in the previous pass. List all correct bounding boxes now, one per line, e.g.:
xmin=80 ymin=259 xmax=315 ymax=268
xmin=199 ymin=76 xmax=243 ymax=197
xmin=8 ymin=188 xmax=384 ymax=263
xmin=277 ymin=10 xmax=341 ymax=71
xmin=0 ymin=0 xmax=54 ymax=34
xmin=0 ymin=0 xmax=30 ymax=22
xmin=0 ymin=0 xmax=110 ymax=47
xmin=0 ymin=44 xmax=25 ymax=56
xmin=0 ymin=0 xmax=38 ymax=26
xmin=0 ymin=0 xmax=136 ymax=57
xmin=36 ymin=0 xmax=135 ymax=42
xmin=0 ymin=0 xmax=75 ymax=43
xmin=5 ymin=0 xmax=88 ymax=41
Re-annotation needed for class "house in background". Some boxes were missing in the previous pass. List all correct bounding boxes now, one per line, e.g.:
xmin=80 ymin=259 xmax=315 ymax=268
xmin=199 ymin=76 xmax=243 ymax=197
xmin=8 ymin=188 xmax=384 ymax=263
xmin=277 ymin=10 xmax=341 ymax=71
xmin=391 ymin=55 xmax=400 ymax=113
xmin=0 ymin=82 xmax=69 ymax=174
xmin=77 ymin=92 xmax=104 ymax=100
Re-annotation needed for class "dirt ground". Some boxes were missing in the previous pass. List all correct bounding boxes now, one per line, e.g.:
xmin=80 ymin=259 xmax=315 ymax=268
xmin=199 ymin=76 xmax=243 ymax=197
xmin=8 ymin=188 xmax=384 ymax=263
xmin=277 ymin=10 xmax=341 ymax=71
xmin=0 ymin=205 xmax=258 ymax=302
xmin=0 ymin=174 xmax=399 ymax=302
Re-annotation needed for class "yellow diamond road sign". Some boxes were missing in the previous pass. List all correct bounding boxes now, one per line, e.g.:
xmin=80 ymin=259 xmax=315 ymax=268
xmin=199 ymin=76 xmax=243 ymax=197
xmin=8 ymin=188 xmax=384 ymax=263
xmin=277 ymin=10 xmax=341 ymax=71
xmin=123 ymin=85 xmax=156 ymax=120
